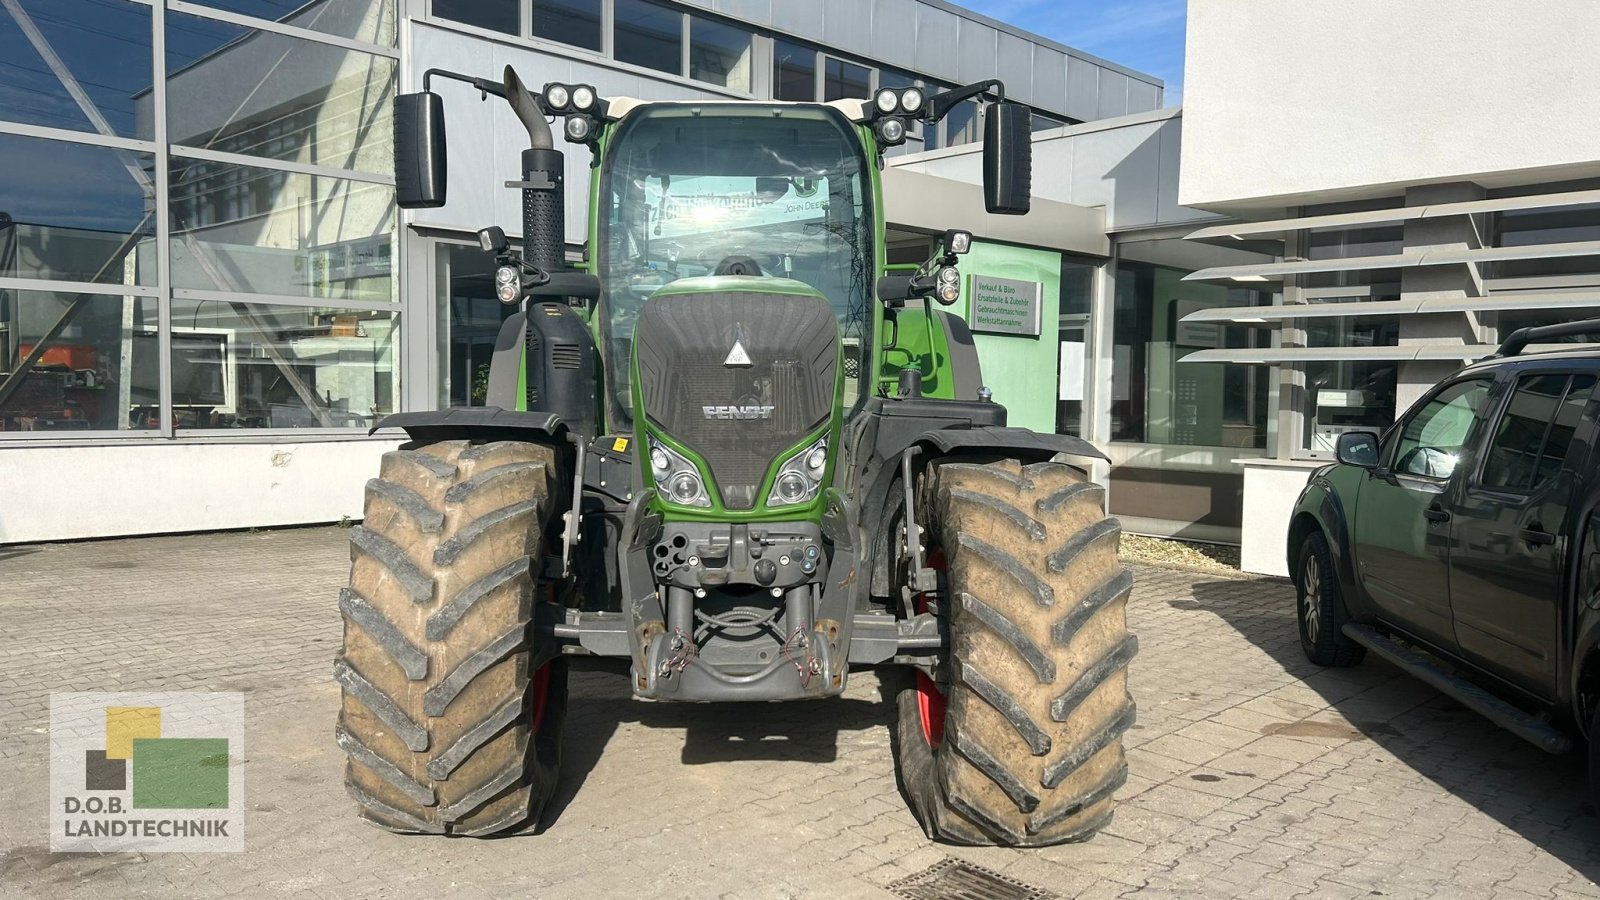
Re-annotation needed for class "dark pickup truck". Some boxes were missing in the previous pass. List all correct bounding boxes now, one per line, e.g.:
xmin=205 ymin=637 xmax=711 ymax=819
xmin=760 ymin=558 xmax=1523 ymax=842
xmin=1286 ymin=320 xmax=1600 ymax=798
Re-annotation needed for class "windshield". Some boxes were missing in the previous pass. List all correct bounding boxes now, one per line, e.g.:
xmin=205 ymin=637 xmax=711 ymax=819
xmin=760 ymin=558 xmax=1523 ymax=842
xmin=598 ymin=104 xmax=874 ymax=425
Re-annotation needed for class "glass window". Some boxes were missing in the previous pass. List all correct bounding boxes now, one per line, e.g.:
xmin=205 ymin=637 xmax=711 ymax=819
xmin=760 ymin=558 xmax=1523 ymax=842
xmin=1390 ymin=378 xmax=1490 ymax=479
xmin=773 ymin=39 xmax=815 ymax=102
xmin=166 ymin=299 xmax=396 ymax=429
xmin=166 ymin=13 xmax=396 ymax=174
xmin=188 ymin=0 xmax=399 ymax=46
xmin=0 ymin=292 xmax=157 ymax=433
xmin=1494 ymin=203 xmax=1600 ymax=278
xmin=938 ymin=99 xmax=981 ymax=149
xmin=615 ymin=0 xmax=682 ymax=76
xmin=533 ymin=0 xmax=603 ymax=51
xmin=0 ymin=0 xmax=152 ymax=138
xmin=1111 ymin=239 xmax=1273 ymax=448
xmin=823 ymin=58 xmax=869 ymax=101
xmin=1032 ymin=112 xmax=1067 ymax=132
xmin=436 ymin=242 xmax=519 ymax=407
xmin=1056 ymin=257 xmax=1095 ymax=437
xmin=432 ymin=0 xmax=517 ymax=35
xmin=1482 ymin=374 xmax=1596 ymax=490
xmin=169 ymin=158 xmax=395 ymax=302
xmin=688 ymin=16 xmax=751 ymax=92
xmin=0 ymin=134 xmax=156 ymax=286
xmin=1303 ymin=317 xmax=1399 ymax=454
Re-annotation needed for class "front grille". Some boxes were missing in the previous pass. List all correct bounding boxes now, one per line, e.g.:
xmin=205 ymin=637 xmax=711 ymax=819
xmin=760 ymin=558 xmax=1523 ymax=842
xmin=634 ymin=291 xmax=838 ymax=509
xmin=551 ymin=343 xmax=582 ymax=370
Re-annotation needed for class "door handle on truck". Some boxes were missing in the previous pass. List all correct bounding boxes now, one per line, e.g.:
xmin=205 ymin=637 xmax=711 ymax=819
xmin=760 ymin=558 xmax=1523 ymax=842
xmin=1424 ymin=506 xmax=1451 ymax=524
xmin=1520 ymin=528 xmax=1556 ymax=547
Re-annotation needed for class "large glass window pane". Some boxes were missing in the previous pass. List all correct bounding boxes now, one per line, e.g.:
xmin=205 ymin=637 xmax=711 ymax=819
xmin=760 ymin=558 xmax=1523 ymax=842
xmin=432 ymin=0 xmax=517 ymax=35
xmin=169 ymin=158 xmax=395 ymax=302
xmin=938 ymin=99 xmax=981 ymax=148
xmin=532 ymin=0 xmax=602 ymax=51
xmin=1493 ymin=204 xmax=1600 ymax=279
xmin=1303 ymin=316 xmax=1398 ymax=454
xmin=0 ymin=291 xmax=156 ymax=433
xmin=1112 ymin=239 xmax=1273 ymax=448
xmin=0 ymin=0 xmax=151 ymax=138
xmin=1391 ymin=379 xmax=1490 ymax=479
xmin=773 ymin=39 xmax=815 ymax=101
xmin=1056 ymin=257 xmax=1095 ymax=437
xmin=166 ymin=299 xmax=396 ymax=429
xmin=688 ymin=16 xmax=751 ymax=92
xmin=435 ymin=242 xmax=520 ymax=407
xmin=0 ymin=134 xmax=155 ymax=286
xmin=823 ymin=58 xmax=869 ymax=101
xmin=166 ymin=12 xmax=395 ymax=174
xmin=615 ymin=0 xmax=682 ymax=76
xmin=184 ymin=0 xmax=398 ymax=46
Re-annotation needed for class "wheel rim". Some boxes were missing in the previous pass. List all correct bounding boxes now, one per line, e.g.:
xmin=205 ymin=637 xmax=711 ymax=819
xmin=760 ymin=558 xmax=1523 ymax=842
xmin=915 ymin=546 xmax=947 ymax=748
xmin=1302 ymin=553 xmax=1322 ymax=645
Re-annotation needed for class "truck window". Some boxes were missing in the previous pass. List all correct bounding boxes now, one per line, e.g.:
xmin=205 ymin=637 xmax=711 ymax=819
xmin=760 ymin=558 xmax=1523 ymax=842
xmin=1390 ymin=378 xmax=1490 ymax=479
xmin=1481 ymin=374 xmax=1573 ymax=490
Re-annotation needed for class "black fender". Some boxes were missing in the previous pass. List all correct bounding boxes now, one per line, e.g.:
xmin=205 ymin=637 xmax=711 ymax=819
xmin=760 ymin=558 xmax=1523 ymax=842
xmin=1565 ymin=507 xmax=1600 ymax=734
xmin=371 ymin=406 xmax=568 ymax=447
xmin=1286 ymin=474 xmax=1370 ymax=622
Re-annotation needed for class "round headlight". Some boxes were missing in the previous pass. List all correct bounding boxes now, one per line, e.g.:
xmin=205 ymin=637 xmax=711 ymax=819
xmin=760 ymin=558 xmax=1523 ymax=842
xmin=937 ymin=283 xmax=960 ymax=305
xmin=806 ymin=446 xmax=826 ymax=472
xmin=875 ymin=117 xmax=906 ymax=145
xmin=776 ymin=471 xmax=809 ymax=504
xmin=495 ymin=265 xmax=518 ymax=285
xmin=669 ymin=472 xmax=701 ymax=504
xmin=874 ymin=88 xmax=899 ymax=114
xmin=496 ymin=281 xmax=520 ymax=304
xmin=649 ymin=447 xmax=669 ymax=472
xmin=544 ymin=84 xmax=570 ymax=110
xmin=900 ymin=88 xmax=924 ymax=114
xmin=564 ymin=115 xmax=592 ymax=142
xmin=571 ymin=85 xmax=595 ymax=110
xmin=937 ymin=265 xmax=959 ymax=285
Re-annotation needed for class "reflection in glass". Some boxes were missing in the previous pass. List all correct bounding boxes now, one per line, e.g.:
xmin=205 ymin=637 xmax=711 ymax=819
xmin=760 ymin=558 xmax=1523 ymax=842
xmin=432 ymin=0 xmax=517 ymax=34
xmin=773 ymin=40 xmax=815 ymax=102
xmin=533 ymin=0 xmax=603 ymax=50
xmin=0 ymin=0 xmax=151 ymax=138
xmin=169 ymin=158 xmax=394 ymax=302
xmin=1303 ymin=316 xmax=1398 ymax=454
xmin=823 ymin=58 xmax=869 ymax=101
xmin=0 ymin=292 xmax=156 ymax=432
xmin=167 ymin=299 xmax=395 ymax=429
xmin=165 ymin=12 xmax=395 ymax=174
xmin=182 ymin=0 xmax=398 ymax=45
xmin=939 ymin=99 xmax=981 ymax=148
xmin=0 ymin=134 xmax=155 ymax=286
xmin=436 ymin=242 xmax=519 ymax=407
xmin=615 ymin=0 xmax=682 ymax=76
xmin=689 ymin=16 xmax=751 ymax=92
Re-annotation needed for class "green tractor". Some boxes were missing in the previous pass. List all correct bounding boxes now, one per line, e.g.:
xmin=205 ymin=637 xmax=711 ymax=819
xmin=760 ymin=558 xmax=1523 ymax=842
xmin=336 ymin=66 xmax=1135 ymax=846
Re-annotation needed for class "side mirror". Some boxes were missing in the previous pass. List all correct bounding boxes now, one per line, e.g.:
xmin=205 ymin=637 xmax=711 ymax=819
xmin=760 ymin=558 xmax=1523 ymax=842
xmin=982 ymin=101 xmax=1031 ymax=215
xmin=395 ymin=91 xmax=447 ymax=209
xmin=1336 ymin=431 xmax=1381 ymax=468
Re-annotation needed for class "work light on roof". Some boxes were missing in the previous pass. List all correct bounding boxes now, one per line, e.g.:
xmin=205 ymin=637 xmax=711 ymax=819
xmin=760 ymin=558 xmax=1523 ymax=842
xmin=899 ymin=87 xmax=924 ymax=114
xmin=874 ymin=88 xmax=900 ymax=114
xmin=543 ymin=83 xmax=570 ymax=111
xmin=571 ymin=85 xmax=596 ymax=110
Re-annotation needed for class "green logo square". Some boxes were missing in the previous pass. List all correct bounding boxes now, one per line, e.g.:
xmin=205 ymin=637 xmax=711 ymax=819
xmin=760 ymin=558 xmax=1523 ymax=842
xmin=131 ymin=738 xmax=229 ymax=809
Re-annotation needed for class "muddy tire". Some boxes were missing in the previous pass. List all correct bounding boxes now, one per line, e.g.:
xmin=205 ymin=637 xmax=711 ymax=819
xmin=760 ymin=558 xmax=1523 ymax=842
xmin=892 ymin=458 xmax=1135 ymax=846
xmin=336 ymin=439 xmax=567 ymax=836
xmin=1295 ymin=531 xmax=1365 ymax=668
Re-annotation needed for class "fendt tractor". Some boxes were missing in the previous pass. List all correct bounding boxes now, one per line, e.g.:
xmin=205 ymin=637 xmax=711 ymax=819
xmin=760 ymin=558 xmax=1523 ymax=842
xmin=334 ymin=65 xmax=1135 ymax=846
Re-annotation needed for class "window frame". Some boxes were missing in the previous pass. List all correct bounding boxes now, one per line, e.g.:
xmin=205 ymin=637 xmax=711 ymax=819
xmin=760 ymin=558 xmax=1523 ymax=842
xmin=1470 ymin=369 xmax=1596 ymax=496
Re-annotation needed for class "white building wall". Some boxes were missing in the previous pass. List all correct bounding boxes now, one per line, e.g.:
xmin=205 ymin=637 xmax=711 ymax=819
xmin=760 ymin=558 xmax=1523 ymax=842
xmin=0 ymin=440 xmax=398 ymax=543
xmin=1181 ymin=0 xmax=1600 ymax=211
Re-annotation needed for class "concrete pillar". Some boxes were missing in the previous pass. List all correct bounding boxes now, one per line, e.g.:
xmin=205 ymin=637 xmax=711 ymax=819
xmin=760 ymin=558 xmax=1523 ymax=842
xmin=1396 ymin=182 xmax=1487 ymax=411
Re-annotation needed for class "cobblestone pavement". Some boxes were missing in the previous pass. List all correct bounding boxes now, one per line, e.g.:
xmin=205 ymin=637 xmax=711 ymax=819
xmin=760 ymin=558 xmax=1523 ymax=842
xmin=3 ymin=527 xmax=1599 ymax=899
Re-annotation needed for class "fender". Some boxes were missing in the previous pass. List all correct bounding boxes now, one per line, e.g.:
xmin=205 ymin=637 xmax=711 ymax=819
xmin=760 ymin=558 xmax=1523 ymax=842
xmin=1288 ymin=474 xmax=1371 ymax=622
xmin=1565 ymin=504 xmax=1600 ymax=733
xmin=913 ymin=425 xmax=1107 ymax=463
xmin=371 ymin=406 xmax=568 ymax=446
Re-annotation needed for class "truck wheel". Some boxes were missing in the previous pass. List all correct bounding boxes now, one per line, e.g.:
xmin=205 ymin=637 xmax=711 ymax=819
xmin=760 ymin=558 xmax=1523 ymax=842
xmin=336 ymin=439 xmax=567 ymax=836
xmin=892 ymin=458 xmax=1136 ymax=846
xmin=1296 ymin=531 xmax=1365 ymax=667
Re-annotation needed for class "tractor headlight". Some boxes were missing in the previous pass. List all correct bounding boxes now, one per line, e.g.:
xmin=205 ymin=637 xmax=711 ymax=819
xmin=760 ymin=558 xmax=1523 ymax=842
xmin=495 ymin=265 xmax=520 ymax=304
xmin=543 ymin=83 xmax=570 ymax=111
xmin=874 ymin=88 xmax=900 ymax=114
xmin=899 ymin=87 xmax=924 ymax=114
xmin=564 ymin=115 xmax=593 ymax=143
xmin=570 ymin=84 xmax=596 ymax=111
xmin=767 ymin=435 xmax=828 ymax=507
xmin=874 ymin=117 xmax=906 ymax=146
xmin=648 ymin=439 xmax=710 ymax=507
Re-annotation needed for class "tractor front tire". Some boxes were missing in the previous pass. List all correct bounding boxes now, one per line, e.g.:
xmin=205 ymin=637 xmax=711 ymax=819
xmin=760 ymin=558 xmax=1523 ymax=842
xmin=336 ymin=439 xmax=567 ymax=836
xmin=893 ymin=458 xmax=1136 ymax=846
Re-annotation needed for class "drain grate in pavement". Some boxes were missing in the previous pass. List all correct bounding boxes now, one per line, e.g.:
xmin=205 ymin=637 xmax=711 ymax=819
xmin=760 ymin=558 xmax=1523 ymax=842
xmin=887 ymin=858 xmax=1055 ymax=900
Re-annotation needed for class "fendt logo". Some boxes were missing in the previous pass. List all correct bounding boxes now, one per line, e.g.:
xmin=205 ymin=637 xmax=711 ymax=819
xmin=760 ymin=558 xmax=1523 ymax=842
xmin=702 ymin=404 xmax=774 ymax=420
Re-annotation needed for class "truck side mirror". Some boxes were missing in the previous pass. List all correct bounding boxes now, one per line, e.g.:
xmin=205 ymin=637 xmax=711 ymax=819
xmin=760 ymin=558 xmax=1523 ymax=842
xmin=1336 ymin=431 xmax=1381 ymax=468
xmin=395 ymin=91 xmax=447 ymax=209
xmin=983 ymin=101 xmax=1031 ymax=215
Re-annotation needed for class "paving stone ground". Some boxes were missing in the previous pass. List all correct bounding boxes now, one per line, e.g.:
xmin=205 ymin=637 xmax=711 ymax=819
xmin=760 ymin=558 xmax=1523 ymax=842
xmin=3 ymin=527 xmax=1599 ymax=899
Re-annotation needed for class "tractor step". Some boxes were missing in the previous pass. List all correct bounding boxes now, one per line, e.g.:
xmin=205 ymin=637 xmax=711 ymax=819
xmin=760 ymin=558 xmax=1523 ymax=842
xmin=1341 ymin=624 xmax=1572 ymax=754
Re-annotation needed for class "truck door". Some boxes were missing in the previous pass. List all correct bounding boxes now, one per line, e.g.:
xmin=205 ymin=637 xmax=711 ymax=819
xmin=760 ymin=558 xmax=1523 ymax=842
xmin=1450 ymin=372 xmax=1597 ymax=698
xmin=1352 ymin=377 xmax=1493 ymax=650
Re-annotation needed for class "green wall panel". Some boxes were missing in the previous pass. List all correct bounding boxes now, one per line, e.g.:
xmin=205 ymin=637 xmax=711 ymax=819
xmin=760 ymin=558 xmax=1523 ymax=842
xmin=960 ymin=241 xmax=1061 ymax=432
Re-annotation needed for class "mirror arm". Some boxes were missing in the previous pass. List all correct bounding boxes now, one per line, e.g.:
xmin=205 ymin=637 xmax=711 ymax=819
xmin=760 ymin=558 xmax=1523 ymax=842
xmin=926 ymin=79 xmax=1004 ymax=123
xmin=422 ymin=67 xmax=506 ymax=100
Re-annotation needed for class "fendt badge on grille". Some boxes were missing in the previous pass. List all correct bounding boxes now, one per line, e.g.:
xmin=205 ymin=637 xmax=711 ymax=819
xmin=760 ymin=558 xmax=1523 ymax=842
xmin=703 ymin=404 xmax=774 ymax=420
xmin=724 ymin=324 xmax=753 ymax=368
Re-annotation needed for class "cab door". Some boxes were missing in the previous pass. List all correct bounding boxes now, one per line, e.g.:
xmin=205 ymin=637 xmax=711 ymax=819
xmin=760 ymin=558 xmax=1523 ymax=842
xmin=1450 ymin=372 xmax=1597 ymax=697
xmin=1352 ymin=377 xmax=1494 ymax=650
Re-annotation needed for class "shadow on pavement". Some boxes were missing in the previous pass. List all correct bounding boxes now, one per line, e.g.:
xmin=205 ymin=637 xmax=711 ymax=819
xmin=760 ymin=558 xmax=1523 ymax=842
xmin=1184 ymin=571 xmax=1600 ymax=882
xmin=540 ymin=659 xmax=894 ymax=830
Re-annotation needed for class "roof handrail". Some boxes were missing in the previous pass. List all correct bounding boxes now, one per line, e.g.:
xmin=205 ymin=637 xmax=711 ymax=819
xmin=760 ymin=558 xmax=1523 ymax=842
xmin=1495 ymin=317 xmax=1600 ymax=358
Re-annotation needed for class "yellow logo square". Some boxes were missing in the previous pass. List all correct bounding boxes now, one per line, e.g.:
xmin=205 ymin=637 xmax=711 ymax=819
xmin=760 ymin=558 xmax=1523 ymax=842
xmin=105 ymin=707 xmax=161 ymax=760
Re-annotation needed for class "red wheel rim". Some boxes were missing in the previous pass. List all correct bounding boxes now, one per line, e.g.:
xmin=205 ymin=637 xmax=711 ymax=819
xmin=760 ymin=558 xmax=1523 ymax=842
xmin=914 ymin=547 xmax=947 ymax=748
